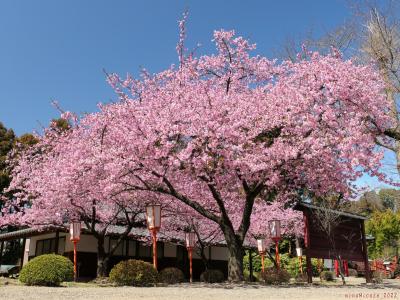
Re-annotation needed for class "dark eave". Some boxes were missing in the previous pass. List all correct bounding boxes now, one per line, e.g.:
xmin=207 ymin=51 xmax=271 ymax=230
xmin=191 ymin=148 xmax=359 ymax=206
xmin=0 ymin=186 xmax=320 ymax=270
xmin=294 ymin=201 xmax=367 ymax=220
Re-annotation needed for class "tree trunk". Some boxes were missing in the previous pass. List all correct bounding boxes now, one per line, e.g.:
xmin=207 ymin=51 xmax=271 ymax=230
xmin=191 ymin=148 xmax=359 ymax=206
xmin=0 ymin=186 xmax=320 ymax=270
xmin=226 ymin=241 xmax=244 ymax=281
xmin=96 ymin=236 xmax=109 ymax=278
xmin=221 ymin=225 xmax=244 ymax=282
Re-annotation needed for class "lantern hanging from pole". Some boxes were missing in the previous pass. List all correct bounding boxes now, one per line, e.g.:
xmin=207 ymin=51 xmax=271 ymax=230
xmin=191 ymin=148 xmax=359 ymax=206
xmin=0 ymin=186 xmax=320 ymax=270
xmin=296 ymin=247 xmax=303 ymax=274
xmin=146 ymin=204 xmax=161 ymax=231
xmin=185 ymin=232 xmax=196 ymax=249
xmin=257 ymin=238 xmax=266 ymax=254
xmin=69 ymin=222 xmax=81 ymax=282
xmin=268 ymin=219 xmax=281 ymax=241
xmin=70 ymin=222 xmax=81 ymax=241
xmin=257 ymin=237 xmax=267 ymax=274
xmin=145 ymin=205 xmax=162 ymax=270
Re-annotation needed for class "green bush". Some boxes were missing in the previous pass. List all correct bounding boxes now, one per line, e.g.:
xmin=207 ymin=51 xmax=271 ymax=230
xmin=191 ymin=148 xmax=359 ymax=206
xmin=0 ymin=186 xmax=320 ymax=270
xmin=372 ymin=271 xmax=385 ymax=283
xmin=394 ymin=264 xmax=400 ymax=278
xmin=199 ymin=269 xmax=225 ymax=283
xmin=348 ymin=268 xmax=358 ymax=277
xmin=243 ymin=251 xmax=323 ymax=278
xmin=320 ymin=271 xmax=335 ymax=281
xmin=159 ymin=267 xmax=185 ymax=284
xmin=19 ymin=254 xmax=73 ymax=286
xmin=261 ymin=268 xmax=291 ymax=284
xmin=295 ymin=273 xmax=308 ymax=283
xmin=109 ymin=259 xmax=158 ymax=286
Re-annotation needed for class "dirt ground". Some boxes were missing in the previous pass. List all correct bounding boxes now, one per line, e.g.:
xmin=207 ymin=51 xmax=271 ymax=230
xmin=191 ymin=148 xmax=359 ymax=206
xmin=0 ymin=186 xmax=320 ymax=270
xmin=0 ymin=277 xmax=399 ymax=300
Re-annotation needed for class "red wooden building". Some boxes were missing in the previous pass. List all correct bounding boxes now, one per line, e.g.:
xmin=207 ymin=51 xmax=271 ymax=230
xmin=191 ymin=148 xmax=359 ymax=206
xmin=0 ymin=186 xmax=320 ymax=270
xmin=295 ymin=202 xmax=371 ymax=283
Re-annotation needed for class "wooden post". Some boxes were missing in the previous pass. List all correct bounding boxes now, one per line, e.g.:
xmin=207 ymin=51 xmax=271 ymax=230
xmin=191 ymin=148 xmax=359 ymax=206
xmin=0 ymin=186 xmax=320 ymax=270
xmin=361 ymin=220 xmax=372 ymax=283
xmin=54 ymin=230 xmax=59 ymax=254
xmin=20 ymin=238 xmax=26 ymax=270
xmin=304 ymin=211 xmax=312 ymax=283
xmin=0 ymin=241 xmax=4 ymax=268
xmin=249 ymin=249 xmax=254 ymax=282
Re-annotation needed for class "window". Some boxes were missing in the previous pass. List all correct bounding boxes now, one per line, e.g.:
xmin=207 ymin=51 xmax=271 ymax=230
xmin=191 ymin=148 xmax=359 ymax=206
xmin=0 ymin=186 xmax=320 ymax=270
xmin=35 ymin=237 xmax=65 ymax=256
xmin=138 ymin=243 xmax=151 ymax=257
xmin=109 ymin=238 xmax=124 ymax=256
xmin=127 ymin=240 xmax=136 ymax=257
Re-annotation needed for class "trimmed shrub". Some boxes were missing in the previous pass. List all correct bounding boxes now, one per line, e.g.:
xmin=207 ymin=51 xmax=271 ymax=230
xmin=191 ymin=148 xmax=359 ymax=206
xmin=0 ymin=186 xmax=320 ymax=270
xmin=394 ymin=264 xmax=400 ymax=278
xmin=159 ymin=267 xmax=185 ymax=284
xmin=348 ymin=268 xmax=358 ymax=277
xmin=200 ymin=269 xmax=225 ymax=283
xmin=295 ymin=273 xmax=308 ymax=283
xmin=372 ymin=271 xmax=385 ymax=283
xmin=19 ymin=254 xmax=73 ymax=286
xmin=261 ymin=268 xmax=291 ymax=284
xmin=320 ymin=271 xmax=335 ymax=281
xmin=109 ymin=259 xmax=158 ymax=286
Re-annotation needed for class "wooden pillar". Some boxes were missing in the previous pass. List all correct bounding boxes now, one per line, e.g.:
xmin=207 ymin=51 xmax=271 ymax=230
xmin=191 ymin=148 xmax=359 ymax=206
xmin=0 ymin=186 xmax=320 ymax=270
xmin=0 ymin=241 xmax=4 ymax=267
xmin=20 ymin=238 xmax=26 ymax=270
xmin=249 ymin=249 xmax=254 ymax=282
xmin=360 ymin=220 xmax=372 ymax=283
xmin=54 ymin=230 xmax=59 ymax=254
xmin=304 ymin=211 xmax=312 ymax=283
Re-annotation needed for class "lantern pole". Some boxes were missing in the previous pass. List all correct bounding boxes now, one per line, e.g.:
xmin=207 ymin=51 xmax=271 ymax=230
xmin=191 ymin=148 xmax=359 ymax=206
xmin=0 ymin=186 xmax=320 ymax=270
xmin=299 ymin=255 xmax=303 ymax=274
xmin=73 ymin=240 xmax=78 ymax=281
xmin=188 ymin=247 xmax=193 ymax=283
xmin=274 ymin=238 xmax=280 ymax=270
xmin=268 ymin=219 xmax=281 ymax=270
xmin=185 ymin=232 xmax=196 ymax=283
xmin=146 ymin=204 xmax=161 ymax=270
xmin=69 ymin=222 xmax=81 ymax=282
xmin=296 ymin=247 xmax=303 ymax=275
xmin=257 ymin=238 xmax=266 ymax=275
xmin=151 ymin=228 xmax=158 ymax=270
xmin=261 ymin=251 xmax=265 ymax=274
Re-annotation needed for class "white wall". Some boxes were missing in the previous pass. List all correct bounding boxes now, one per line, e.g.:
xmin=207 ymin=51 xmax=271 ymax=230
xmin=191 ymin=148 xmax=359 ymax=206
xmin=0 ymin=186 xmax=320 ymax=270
xmin=29 ymin=232 xmax=67 ymax=256
xmin=26 ymin=232 xmax=229 ymax=261
xmin=65 ymin=234 xmax=99 ymax=253
xmin=211 ymin=246 xmax=229 ymax=261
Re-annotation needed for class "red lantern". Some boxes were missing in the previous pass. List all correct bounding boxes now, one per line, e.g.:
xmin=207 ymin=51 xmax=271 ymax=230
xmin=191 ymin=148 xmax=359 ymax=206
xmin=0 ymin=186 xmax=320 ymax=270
xmin=146 ymin=205 xmax=162 ymax=270
xmin=185 ymin=232 xmax=196 ymax=283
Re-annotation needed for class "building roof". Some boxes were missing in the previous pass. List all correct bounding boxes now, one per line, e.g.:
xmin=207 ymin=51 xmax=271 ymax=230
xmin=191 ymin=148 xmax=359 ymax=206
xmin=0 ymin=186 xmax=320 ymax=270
xmin=294 ymin=201 xmax=368 ymax=220
xmin=0 ymin=227 xmax=56 ymax=241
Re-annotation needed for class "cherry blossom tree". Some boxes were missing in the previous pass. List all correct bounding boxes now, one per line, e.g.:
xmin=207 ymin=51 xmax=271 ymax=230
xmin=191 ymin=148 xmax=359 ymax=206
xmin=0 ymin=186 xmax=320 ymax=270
xmin=3 ymin=14 xmax=393 ymax=281
xmin=81 ymin=17 xmax=389 ymax=280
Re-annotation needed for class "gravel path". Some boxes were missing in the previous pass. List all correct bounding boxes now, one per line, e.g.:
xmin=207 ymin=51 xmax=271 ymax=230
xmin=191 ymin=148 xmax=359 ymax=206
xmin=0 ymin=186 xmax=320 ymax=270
xmin=0 ymin=281 xmax=399 ymax=300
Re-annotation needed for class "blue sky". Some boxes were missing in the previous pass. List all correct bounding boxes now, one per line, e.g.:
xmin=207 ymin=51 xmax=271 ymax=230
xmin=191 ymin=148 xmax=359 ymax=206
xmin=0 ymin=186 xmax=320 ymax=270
xmin=0 ymin=0 xmax=397 ymax=189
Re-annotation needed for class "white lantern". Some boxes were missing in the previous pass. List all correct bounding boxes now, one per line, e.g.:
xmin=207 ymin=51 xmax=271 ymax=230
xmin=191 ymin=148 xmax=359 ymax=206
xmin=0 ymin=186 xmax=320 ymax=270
xmin=268 ymin=219 xmax=281 ymax=240
xmin=257 ymin=238 xmax=267 ymax=254
xmin=146 ymin=204 xmax=161 ymax=230
xmin=185 ymin=232 xmax=196 ymax=249
xmin=69 ymin=222 xmax=81 ymax=241
xmin=296 ymin=247 xmax=303 ymax=257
